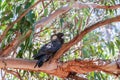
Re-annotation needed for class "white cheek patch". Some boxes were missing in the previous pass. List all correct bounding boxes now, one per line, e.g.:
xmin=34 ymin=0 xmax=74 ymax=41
xmin=52 ymin=36 xmax=57 ymax=40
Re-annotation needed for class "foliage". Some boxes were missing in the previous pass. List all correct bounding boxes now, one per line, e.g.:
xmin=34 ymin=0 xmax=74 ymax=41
xmin=0 ymin=0 xmax=120 ymax=80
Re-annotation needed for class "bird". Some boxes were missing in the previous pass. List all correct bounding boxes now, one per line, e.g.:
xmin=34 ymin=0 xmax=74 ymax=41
xmin=33 ymin=33 xmax=64 ymax=67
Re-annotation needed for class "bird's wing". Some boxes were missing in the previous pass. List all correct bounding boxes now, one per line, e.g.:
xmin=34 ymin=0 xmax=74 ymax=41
xmin=33 ymin=53 xmax=45 ymax=60
xmin=42 ymin=41 xmax=61 ymax=53
xmin=33 ymin=42 xmax=56 ymax=60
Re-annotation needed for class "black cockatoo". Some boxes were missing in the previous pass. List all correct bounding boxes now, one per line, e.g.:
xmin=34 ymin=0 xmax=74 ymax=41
xmin=33 ymin=33 xmax=64 ymax=67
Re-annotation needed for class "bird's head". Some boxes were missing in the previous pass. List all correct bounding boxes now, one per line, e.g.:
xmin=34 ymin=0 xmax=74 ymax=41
xmin=51 ymin=33 xmax=64 ymax=44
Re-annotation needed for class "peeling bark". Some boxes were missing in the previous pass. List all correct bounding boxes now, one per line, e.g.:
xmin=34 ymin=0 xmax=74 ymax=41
xmin=0 ymin=58 xmax=120 ymax=78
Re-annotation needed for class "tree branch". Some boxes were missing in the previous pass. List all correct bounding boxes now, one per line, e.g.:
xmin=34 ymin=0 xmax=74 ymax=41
xmin=0 ymin=58 xmax=120 ymax=78
xmin=52 ymin=15 xmax=120 ymax=62
xmin=5 ymin=69 xmax=22 ymax=80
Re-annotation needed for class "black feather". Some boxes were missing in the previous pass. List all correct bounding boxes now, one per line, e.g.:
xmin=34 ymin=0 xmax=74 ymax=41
xmin=33 ymin=33 xmax=64 ymax=67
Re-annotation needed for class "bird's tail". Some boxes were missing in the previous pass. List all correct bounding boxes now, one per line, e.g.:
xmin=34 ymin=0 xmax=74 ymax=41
xmin=34 ymin=54 xmax=50 ymax=68
xmin=34 ymin=58 xmax=44 ymax=68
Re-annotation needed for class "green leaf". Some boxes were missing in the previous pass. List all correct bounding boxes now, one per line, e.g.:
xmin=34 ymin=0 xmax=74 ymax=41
xmin=60 ymin=18 xmax=64 ymax=27
xmin=25 ymin=2 xmax=31 ymax=9
xmin=115 ymin=39 xmax=120 ymax=49
xmin=44 ymin=8 xmax=48 ymax=16
xmin=26 ymin=11 xmax=35 ymax=24
xmin=16 ymin=5 xmax=21 ymax=14
xmin=106 ymin=41 xmax=115 ymax=56
xmin=110 ymin=42 xmax=115 ymax=56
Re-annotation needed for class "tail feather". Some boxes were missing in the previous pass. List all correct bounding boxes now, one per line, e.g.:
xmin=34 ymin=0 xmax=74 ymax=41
xmin=34 ymin=53 xmax=53 ymax=67
xmin=34 ymin=59 xmax=44 ymax=68
xmin=34 ymin=54 xmax=50 ymax=67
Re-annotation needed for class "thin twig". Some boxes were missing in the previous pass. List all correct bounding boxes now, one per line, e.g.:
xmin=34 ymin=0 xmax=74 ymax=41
xmin=39 ymin=0 xmax=52 ymax=15
xmin=5 ymin=69 xmax=22 ymax=80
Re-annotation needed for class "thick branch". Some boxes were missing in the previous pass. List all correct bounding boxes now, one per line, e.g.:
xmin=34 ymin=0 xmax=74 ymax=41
xmin=0 ymin=58 xmax=120 ymax=78
xmin=52 ymin=15 xmax=120 ymax=61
